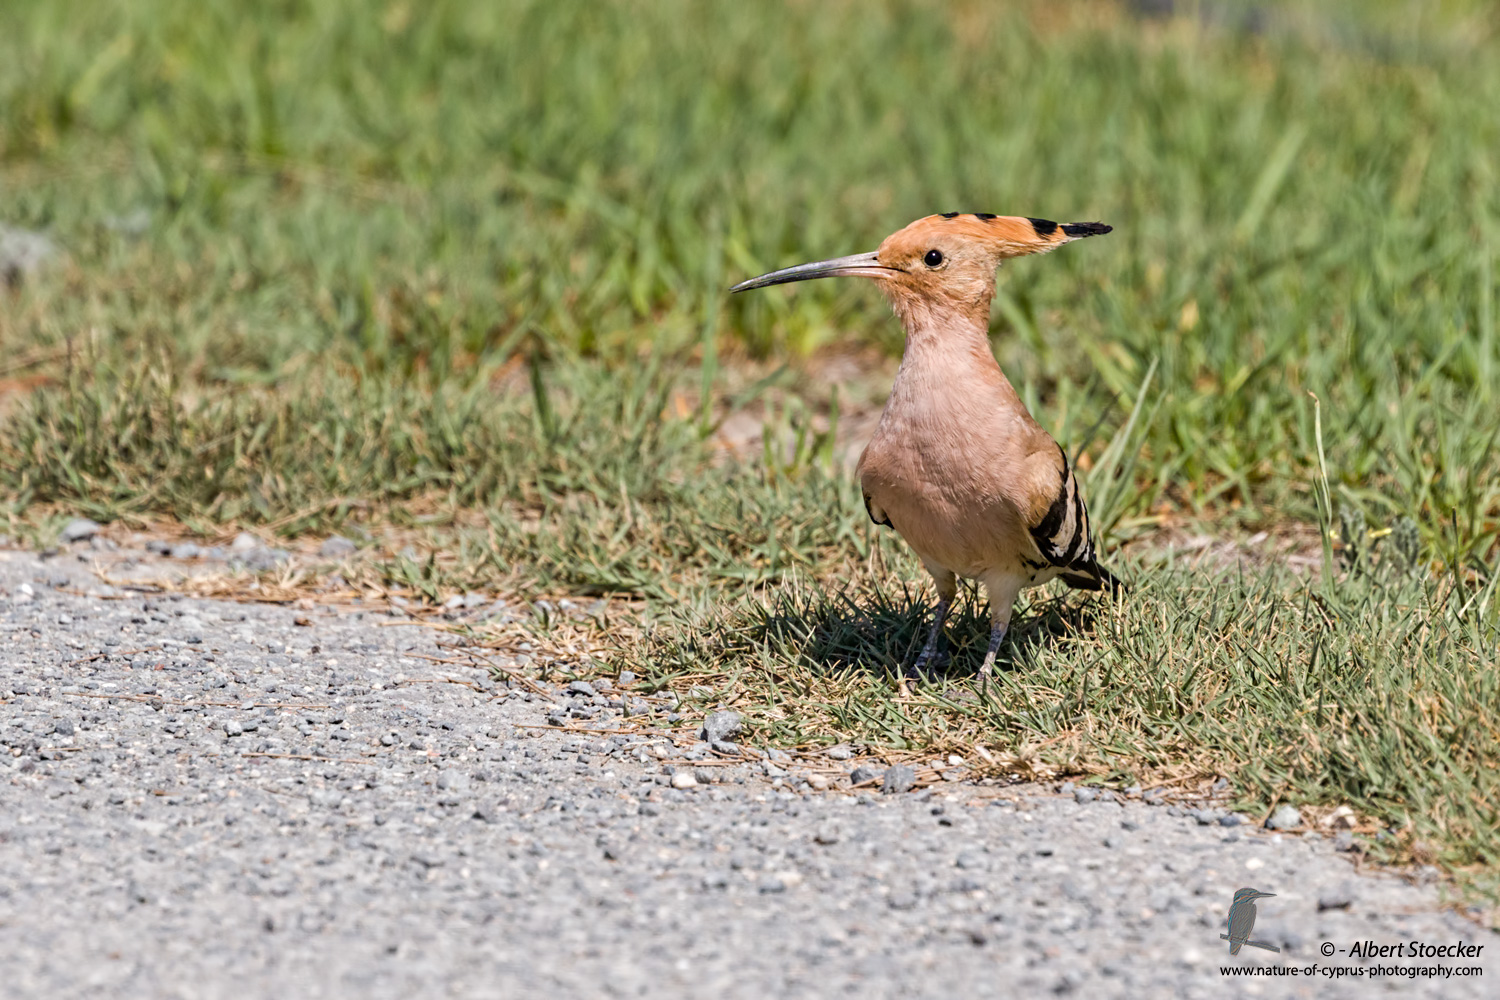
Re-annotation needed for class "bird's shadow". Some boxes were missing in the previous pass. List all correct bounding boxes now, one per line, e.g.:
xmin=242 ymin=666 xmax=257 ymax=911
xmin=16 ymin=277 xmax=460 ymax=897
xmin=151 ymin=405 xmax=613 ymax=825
xmin=745 ymin=581 xmax=1105 ymax=688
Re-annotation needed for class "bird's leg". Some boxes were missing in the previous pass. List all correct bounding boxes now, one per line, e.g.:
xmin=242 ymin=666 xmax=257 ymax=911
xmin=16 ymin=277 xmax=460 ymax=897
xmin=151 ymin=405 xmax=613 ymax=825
xmin=900 ymin=567 xmax=956 ymax=695
xmin=977 ymin=575 xmax=1022 ymax=680
xmin=912 ymin=595 xmax=952 ymax=673
xmin=977 ymin=619 xmax=1007 ymax=679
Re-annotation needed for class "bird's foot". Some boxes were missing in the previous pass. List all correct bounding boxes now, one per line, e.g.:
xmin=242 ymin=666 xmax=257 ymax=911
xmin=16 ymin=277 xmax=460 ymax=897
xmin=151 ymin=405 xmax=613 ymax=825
xmin=903 ymin=645 xmax=950 ymax=693
xmin=912 ymin=645 xmax=950 ymax=674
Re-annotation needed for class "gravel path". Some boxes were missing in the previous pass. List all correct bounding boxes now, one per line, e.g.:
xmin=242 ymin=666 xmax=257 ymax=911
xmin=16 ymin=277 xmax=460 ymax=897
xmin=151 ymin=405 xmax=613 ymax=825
xmin=1 ymin=544 xmax=1493 ymax=999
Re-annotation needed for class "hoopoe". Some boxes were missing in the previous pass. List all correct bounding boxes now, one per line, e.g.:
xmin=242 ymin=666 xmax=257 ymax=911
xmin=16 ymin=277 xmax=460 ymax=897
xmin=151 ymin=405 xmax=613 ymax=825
xmin=731 ymin=213 xmax=1122 ymax=679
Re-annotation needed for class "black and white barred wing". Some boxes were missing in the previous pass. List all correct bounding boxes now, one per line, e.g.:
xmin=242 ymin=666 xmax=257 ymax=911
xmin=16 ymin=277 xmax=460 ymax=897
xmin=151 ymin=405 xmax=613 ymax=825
xmin=1026 ymin=445 xmax=1123 ymax=593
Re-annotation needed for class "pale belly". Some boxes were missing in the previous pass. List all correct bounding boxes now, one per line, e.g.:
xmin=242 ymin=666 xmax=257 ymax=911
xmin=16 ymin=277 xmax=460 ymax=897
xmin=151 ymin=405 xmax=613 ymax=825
xmin=859 ymin=439 xmax=1040 ymax=582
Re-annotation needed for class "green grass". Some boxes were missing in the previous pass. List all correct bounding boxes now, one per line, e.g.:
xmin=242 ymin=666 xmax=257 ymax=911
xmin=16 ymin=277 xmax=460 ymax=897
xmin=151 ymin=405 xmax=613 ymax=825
xmin=1 ymin=1 xmax=1498 ymax=902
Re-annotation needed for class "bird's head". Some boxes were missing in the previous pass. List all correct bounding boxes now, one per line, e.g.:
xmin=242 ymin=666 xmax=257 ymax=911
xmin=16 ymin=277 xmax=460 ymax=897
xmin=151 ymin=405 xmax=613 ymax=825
xmin=1232 ymin=888 xmax=1276 ymax=905
xmin=730 ymin=212 xmax=1111 ymax=330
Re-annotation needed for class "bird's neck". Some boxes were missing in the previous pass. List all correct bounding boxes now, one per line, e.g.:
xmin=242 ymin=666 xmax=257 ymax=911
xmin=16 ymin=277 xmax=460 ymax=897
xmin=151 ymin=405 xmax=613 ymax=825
xmin=889 ymin=297 xmax=1020 ymax=405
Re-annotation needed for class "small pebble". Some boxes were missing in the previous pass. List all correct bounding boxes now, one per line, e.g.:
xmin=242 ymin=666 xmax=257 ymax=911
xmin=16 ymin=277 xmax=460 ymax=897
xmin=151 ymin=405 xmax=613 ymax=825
xmin=60 ymin=518 xmax=101 ymax=543
xmin=319 ymin=535 xmax=357 ymax=558
xmin=881 ymin=765 xmax=916 ymax=795
xmin=1266 ymin=805 xmax=1303 ymax=831
xmin=1318 ymin=885 xmax=1354 ymax=911
xmin=701 ymin=710 xmax=743 ymax=745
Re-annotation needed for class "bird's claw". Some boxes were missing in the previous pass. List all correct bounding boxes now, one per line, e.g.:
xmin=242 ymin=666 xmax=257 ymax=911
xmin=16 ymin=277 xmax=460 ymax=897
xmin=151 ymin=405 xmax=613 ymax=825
xmin=906 ymin=647 xmax=949 ymax=689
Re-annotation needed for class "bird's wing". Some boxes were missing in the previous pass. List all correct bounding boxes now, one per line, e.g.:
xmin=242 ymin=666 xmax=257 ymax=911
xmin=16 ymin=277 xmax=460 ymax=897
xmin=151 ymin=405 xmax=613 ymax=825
xmin=1227 ymin=905 xmax=1257 ymax=953
xmin=1021 ymin=443 xmax=1121 ymax=592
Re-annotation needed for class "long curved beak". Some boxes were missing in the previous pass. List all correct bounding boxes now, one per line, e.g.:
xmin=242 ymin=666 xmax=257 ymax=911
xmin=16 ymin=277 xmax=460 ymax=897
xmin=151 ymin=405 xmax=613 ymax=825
xmin=729 ymin=252 xmax=898 ymax=293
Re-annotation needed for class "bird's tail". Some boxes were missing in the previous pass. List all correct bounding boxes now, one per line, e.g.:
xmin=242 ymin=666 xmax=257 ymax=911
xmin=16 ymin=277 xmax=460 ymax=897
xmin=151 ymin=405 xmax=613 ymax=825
xmin=1095 ymin=563 xmax=1127 ymax=595
xmin=1229 ymin=941 xmax=1243 ymax=956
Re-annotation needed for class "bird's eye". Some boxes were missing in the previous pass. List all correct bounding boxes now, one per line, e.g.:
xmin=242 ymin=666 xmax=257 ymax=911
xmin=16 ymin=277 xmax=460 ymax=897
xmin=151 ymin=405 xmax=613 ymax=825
xmin=924 ymin=249 xmax=943 ymax=267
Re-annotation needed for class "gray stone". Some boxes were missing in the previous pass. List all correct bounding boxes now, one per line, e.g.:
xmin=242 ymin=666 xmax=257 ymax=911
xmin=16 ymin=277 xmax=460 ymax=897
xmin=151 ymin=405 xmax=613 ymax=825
xmin=230 ymin=532 xmax=260 ymax=552
xmin=1193 ymin=809 xmax=1217 ymax=826
xmin=241 ymin=548 xmax=291 ymax=571
xmin=849 ymin=765 xmax=879 ymax=785
xmin=170 ymin=543 xmax=202 ymax=560
xmin=104 ymin=208 xmax=152 ymax=237
xmin=881 ymin=765 xmax=917 ymax=795
xmin=1318 ymin=885 xmax=1354 ymax=911
xmin=566 ymin=681 xmax=595 ymax=697
xmin=700 ymin=710 xmax=743 ymax=745
xmin=1074 ymin=787 xmax=1098 ymax=804
xmin=0 ymin=224 xmax=59 ymax=285
xmin=1266 ymin=804 xmax=1303 ymax=830
xmin=1218 ymin=813 xmax=1245 ymax=827
xmin=319 ymin=535 xmax=357 ymax=559
xmin=60 ymin=519 xmax=102 ymax=543
xmin=826 ymin=745 xmax=853 ymax=761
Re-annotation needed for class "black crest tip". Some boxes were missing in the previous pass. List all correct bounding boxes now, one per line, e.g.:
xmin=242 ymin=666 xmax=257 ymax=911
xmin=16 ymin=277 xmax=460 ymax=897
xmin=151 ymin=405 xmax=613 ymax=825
xmin=1060 ymin=222 xmax=1113 ymax=238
